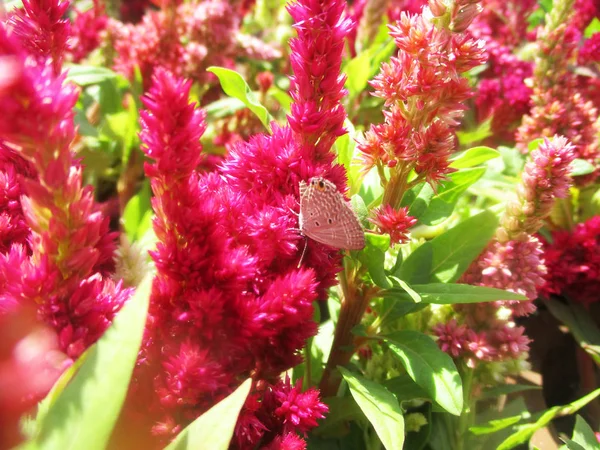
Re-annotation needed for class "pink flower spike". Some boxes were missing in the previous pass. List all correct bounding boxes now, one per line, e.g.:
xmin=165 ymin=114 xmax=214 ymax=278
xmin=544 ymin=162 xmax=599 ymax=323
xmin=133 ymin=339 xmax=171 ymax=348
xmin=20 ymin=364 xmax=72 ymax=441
xmin=9 ymin=0 xmax=71 ymax=74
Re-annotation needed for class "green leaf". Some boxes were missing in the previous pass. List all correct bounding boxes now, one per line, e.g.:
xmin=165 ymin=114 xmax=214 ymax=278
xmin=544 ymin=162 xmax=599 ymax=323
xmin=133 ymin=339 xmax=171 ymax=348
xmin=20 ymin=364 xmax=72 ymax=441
xmin=480 ymin=384 xmax=541 ymax=400
xmin=527 ymin=0 xmax=553 ymax=28
xmin=418 ymin=168 xmax=487 ymax=225
xmin=383 ymin=374 xmax=432 ymax=404
xmin=358 ymin=233 xmax=391 ymax=289
xmin=570 ymin=159 xmax=596 ymax=177
xmin=267 ymin=86 xmax=293 ymax=113
xmin=33 ymin=276 xmax=151 ymax=450
xmin=315 ymin=397 xmax=362 ymax=437
xmin=545 ymin=298 xmax=600 ymax=365
xmin=456 ymin=119 xmax=492 ymax=145
xmin=123 ymin=181 xmax=153 ymax=241
xmin=470 ymin=415 xmax=524 ymax=435
xmin=449 ymin=147 xmax=500 ymax=169
xmin=339 ymin=368 xmax=405 ymax=450
xmin=584 ymin=17 xmax=600 ymax=38
xmin=344 ymin=51 xmax=373 ymax=100
xmin=203 ymin=97 xmax=246 ymax=119
xmin=165 ymin=378 xmax=252 ymax=450
xmin=334 ymin=120 xmax=361 ymax=195
xmin=4 ymin=0 xmax=23 ymax=10
xmin=65 ymin=65 xmax=119 ymax=86
xmin=207 ymin=67 xmax=272 ymax=131
xmin=389 ymin=277 xmax=421 ymax=303
xmin=383 ymin=331 xmax=463 ymax=416
xmin=383 ymin=283 xmax=527 ymax=305
xmin=497 ymin=388 xmax=600 ymax=450
xmin=398 ymin=210 xmax=499 ymax=284
xmin=570 ymin=415 xmax=600 ymax=450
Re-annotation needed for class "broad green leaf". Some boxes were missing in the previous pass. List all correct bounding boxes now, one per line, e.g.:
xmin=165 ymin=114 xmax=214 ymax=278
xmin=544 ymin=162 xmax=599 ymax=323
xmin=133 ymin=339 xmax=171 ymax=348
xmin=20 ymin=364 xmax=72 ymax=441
xmin=339 ymin=367 xmax=405 ymax=450
xmin=123 ymin=181 xmax=153 ymax=241
xmin=358 ymin=167 xmax=384 ymax=206
xmin=545 ymin=298 xmax=600 ymax=365
xmin=383 ymin=283 xmax=527 ymax=305
xmin=204 ymin=97 xmax=246 ymax=119
xmin=456 ymin=119 xmax=492 ymax=145
xmin=207 ymin=67 xmax=272 ymax=131
xmin=418 ymin=168 xmax=487 ymax=225
xmin=165 ymin=378 xmax=252 ymax=450
xmin=66 ymin=65 xmax=119 ymax=86
xmin=449 ymin=147 xmax=500 ymax=169
xmin=267 ymin=86 xmax=293 ymax=113
xmin=480 ymin=384 xmax=541 ymax=400
xmin=383 ymin=331 xmax=463 ymax=415
xmin=570 ymin=159 xmax=596 ymax=177
xmin=564 ymin=439 xmax=588 ymax=450
xmin=383 ymin=374 xmax=431 ymax=404
xmin=358 ymin=233 xmax=391 ymax=288
xmin=527 ymin=0 xmax=553 ymax=28
xmin=498 ymin=146 xmax=526 ymax=177
xmin=389 ymin=277 xmax=421 ymax=303
xmin=497 ymin=388 xmax=600 ymax=450
xmin=34 ymin=276 xmax=152 ymax=450
xmin=570 ymin=415 xmax=600 ymax=450
xmin=22 ymin=348 xmax=90 ymax=440
xmin=315 ymin=396 xmax=362 ymax=437
xmin=470 ymin=415 xmax=524 ymax=435
xmin=398 ymin=210 xmax=499 ymax=284
xmin=585 ymin=17 xmax=600 ymax=38
xmin=350 ymin=194 xmax=368 ymax=223
xmin=344 ymin=51 xmax=373 ymax=99
xmin=334 ymin=120 xmax=361 ymax=195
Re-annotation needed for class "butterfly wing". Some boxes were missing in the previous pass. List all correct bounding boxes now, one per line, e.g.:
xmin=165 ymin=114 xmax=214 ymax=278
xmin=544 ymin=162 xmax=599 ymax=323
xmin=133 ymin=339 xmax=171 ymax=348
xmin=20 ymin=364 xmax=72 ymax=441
xmin=300 ymin=182 xmax=365 ymax=250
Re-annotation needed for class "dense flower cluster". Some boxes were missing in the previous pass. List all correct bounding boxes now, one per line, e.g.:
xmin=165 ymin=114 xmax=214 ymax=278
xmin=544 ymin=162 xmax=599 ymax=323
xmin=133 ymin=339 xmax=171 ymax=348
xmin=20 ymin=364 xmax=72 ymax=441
xmin=515 ymin=0 xmax=600 ymax=180
xmin=109 ymin=0 xmax=280 ymax=87
xmin=369 ymin=205 xmax=416 ymax=246
xmin=0 ymin=0 xmax=130 ymax=360
xmin=356 ymin=0 xmax=487 ymax=207
xmin=69 ymin=0 xmax=108 ymax=62
xmin=498 ymin=136 xmax=576 ymax=243
xmin=441 ymin=135 xmax=576 ymax=366
xmin=120 ymin=0 xmax=353 ymax=445
xmin=541 ymin=216 xmax=600 ymax=306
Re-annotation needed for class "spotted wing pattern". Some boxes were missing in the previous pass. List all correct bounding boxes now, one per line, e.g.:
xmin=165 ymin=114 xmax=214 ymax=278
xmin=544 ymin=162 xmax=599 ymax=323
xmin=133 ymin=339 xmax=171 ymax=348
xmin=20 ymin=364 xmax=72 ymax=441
xmin=299 ymin=177 xmax=365 ymax=250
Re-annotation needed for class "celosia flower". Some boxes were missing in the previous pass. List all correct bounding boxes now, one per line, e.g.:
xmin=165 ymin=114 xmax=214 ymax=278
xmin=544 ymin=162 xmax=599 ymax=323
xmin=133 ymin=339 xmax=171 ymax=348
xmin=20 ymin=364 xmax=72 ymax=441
xmin=123 ymin=0 xmax=350 ymax=441
xmin=489 ymin=324 xmax=530 ymax=360
xmin=578 ymin=32 xmax=600 ymax=65
xmin=8 ymin=0 xmax=70 ymax=75
xmin=0 ymin=144 xmax=35 ymax=253
xmin=110 ymin=0 xmax=278 ymax=88
xmin=541 ymin=216 xmax=600 ymax=305
xmin=286 ymin=0 xmax=352 ymax=157
xmin=516 ymin=1 xmax=600 ymax=177
xmin=433 ymin=319 xmax=468 ymax=358
xmin=461 ymin=237 xmax=545 ymax=317
xmin=69 ymin=0 xmax=108 ymax=62
xmin=357 ymin=0 xmax=487 ymax=207
xmin=0 ymin=17 xmax=130 ymax=361
xmin=369 ymin=205 xmax=416 ymax=245
xmin=498 ymin=136 xmax=575 ymax=242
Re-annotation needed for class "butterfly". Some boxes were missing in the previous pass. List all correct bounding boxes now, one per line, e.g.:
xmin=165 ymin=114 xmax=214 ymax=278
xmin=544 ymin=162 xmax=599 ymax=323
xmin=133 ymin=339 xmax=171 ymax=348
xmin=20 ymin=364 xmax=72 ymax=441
xmin=299 ymin=177 xmax=365 ymax=250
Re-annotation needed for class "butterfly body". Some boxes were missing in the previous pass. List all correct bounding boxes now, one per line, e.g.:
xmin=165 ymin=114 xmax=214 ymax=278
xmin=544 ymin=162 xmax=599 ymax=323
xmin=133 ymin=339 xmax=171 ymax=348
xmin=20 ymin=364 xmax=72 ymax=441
xmin=299 ymin=177 xmax=365 ymax=250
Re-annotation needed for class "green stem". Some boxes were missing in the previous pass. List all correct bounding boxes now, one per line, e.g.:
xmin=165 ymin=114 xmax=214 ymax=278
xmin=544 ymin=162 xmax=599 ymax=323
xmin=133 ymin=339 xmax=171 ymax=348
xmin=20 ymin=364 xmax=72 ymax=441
xmin=455 ymin=363 xmax=475 ymax=450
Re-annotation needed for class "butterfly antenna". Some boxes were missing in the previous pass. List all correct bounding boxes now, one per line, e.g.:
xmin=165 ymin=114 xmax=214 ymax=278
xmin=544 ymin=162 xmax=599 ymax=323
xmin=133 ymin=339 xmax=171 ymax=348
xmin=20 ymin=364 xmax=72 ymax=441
xmin=297 ymin=237 xmax=308 ymax=269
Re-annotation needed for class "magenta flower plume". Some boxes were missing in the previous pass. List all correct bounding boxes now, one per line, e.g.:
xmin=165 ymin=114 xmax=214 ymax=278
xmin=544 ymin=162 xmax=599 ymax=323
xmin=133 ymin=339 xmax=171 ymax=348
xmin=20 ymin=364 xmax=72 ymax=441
xmin=69 ymin=0 xmax=108 ymax=62
xmin=9 ymin=0 xmax=71 ymax=75
xmin=541 ymin=216 xmax=600 ymax=306
xmin=0 ymin=144 xmax=35 ymax=253
xmin=499 ymin=136 xmax=575 ymax=242
xmin=0 ymin=26 xmax=130 ymax=360
xmin=369 ymin=205 xmax=416 ymax=246
xmin=126 ymin=67 xmax=330 ymax=447
xmin=287 ymin=0 xmax=352 ymax=157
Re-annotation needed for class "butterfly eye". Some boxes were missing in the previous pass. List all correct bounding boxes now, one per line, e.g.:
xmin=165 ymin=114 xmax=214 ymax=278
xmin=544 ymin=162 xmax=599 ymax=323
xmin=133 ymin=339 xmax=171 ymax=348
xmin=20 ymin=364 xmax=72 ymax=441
xmin=316 ymin=180 xmax=326 ymax=191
